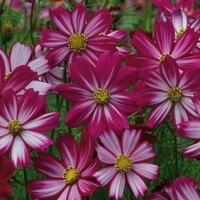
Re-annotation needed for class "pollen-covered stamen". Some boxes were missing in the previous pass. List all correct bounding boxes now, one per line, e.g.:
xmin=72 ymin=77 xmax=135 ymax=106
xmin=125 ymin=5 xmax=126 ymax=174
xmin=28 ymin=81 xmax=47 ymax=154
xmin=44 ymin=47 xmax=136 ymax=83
xmin=68 ymin=33 xmax=87 ymax=53
xmin=114 ymin=154 xmax=133 ymax=172
xmin=177 ymin=28 xmax=186 ymax=38
xmin=93 ymin=88 xmax=110 ymax=104
xmin=158 ymin=54 xmax=167 ymax=63
xmin=63 ymin=166 xmax=80 ymax=184
xmin=4 ymin=72 xmax=12 ymax=81
xmin=7 ymin=120 xmax=22 ymax=135
xmin=168 ymin=87 xmax=182 ymax=102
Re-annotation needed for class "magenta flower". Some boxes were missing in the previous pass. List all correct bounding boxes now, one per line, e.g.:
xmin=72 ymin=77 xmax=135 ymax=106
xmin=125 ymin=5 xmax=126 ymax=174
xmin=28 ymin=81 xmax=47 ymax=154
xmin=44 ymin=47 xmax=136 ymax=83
xmin=0 ymin=89 xmax=60 ymax=167
xmin=39 ymin=4 xmax=117 ymax=75
xmin=56 ymin=51 xmax=138 ymax=139
xmin=0 ymin=155 xmax=15 ymax=198
xmin=0 ymin=42 xmax=52 ymax=95
xmin=0 ymin=55 xmax=37 ymax=95
xmin=93 ymin=128 xmax=159 ymax=199
xmin=148 ymin=176 xmax=200 ymax=200
xmin=27 ymin=130 xmax=99 ymax=200
xmin=127 ymin=18 xmax=200 ymax=70
xmin=178 ymin=93 xmax=200 ymax=158
xmin=137 ymin=55 xmax=200 ymax=129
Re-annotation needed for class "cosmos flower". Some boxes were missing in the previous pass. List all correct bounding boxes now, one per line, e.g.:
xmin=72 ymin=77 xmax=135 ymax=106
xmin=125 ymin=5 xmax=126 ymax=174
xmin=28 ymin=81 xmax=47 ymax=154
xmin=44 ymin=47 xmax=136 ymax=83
xmin=137 ymin=55 xmax=200 ymax=129
xmin=0 ymin=89 xmax=60 ymax=167
xmin=56 ymin=51 xmax=138 ymax=139
xmin=93 ymin=128 xmax=159 ymax=199
xmin=148 ymin=176 xmax=200 ymax=200
xmin=27 ymin=129 xmax=99 ymax=200
xmin=39 ymin=4 xmax=117 ymax=76
xmin=0 ymin=42 xmax=52 ymax=95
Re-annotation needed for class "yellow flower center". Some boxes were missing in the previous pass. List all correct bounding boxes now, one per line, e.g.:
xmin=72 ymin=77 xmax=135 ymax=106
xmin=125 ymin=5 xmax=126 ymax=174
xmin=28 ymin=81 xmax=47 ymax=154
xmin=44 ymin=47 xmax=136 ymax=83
xmin=93 ymin=88 xmax=110 ymax=104
xmin=2 ymin=22 xmax=14 ymax=33
xmin=63 ymin=166 xmax=80 ymax=184
xmin=68 ymin=33 xmax=87 ymax=53
xmin=158 ymin=53 xmax=167 ymax=63
xmin=168 ymin=87 xmax=182 ymax=102
xmin=7 ymin=120 xmax=22 ymax=135
xmin=114 ymin=154 xmax=133 ymax=172
xmin=177 ymin=28 xmax=186 ymax=38
xmin=4 ymin=72 xmax=12 ymax=81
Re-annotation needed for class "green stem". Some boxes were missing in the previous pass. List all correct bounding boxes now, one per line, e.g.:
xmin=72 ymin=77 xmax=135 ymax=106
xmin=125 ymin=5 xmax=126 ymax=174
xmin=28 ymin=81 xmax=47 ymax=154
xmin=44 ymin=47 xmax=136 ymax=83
xmin=174 ymin=133 xmax=178 ymax=177
xmin=30 ymin=3 xmax=35 ymax=46
xmin=0 ymin=0 xmax=6 ymax=47
xmin=23 ymin=168 xmax=30 ymax=200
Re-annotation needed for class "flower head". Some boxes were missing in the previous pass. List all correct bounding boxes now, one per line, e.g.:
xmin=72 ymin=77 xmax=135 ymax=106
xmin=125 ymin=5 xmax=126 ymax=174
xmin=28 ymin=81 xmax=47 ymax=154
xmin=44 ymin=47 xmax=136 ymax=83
xmin=0 ymin=89 xmax=60 ymax=167
xmin=39 ymin=4 xmax=117 ymax=76
xmin=93 ymin=128 xmax=159 ymax=199
xmin=56 ymin=51 xmax=138 ymax=139
xmin=27 ymin=129 xmax=98 ymax=200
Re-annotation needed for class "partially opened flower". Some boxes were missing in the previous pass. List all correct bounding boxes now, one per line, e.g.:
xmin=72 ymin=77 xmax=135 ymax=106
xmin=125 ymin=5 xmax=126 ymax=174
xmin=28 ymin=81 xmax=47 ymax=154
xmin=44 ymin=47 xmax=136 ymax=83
xmin=27 ymin=129 xmax=98 ymax=200
xmin=93 ymin=128 xmax=159 ymax=199
xmin=0 ymin=155 xmax=15 ymax=198
xmin=148 ymin=176 xmax=200 ymax=200
xmin=40 ymin=4 xmax=117 ymax=75
xmin=0 ymin=89 xmax=60 ymax=167
xmin=56 ymin=51 xmax=138 ymax=139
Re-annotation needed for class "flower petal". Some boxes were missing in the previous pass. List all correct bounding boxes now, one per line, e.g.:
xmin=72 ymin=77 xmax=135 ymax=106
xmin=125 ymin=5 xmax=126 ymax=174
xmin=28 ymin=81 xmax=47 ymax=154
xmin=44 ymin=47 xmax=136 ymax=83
xmin=77 ymin=179 xmax=98 ymax=196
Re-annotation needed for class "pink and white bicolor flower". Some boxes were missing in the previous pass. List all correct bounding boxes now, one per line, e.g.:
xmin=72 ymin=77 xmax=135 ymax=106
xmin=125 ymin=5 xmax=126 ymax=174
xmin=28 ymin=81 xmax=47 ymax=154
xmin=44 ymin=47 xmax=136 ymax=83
xmin=137 ymin=55 xmax=200 ymax=130
xmin=0 ymin=89 xmax=60 ymax=167
xmin=39 ymin=4 xmax=117 ymax=76
xmin=27 ymin=130 xmax=99 ymax=200
xmin=148 ymin=176 xmax=200 ymax=200
xmin=93 ymin=128 xmax=159 ymax=199
xmin=0 ymin=42 xmax=52 ymax=95
xmin=178 ymin=93 xmax=200 ymax=158
xmin=56 ymin=51 xmax=138 ymax=139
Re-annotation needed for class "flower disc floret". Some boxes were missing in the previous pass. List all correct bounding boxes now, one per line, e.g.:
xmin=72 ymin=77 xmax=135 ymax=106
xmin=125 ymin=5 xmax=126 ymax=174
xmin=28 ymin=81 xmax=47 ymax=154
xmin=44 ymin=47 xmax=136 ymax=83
xmin=114 ymin=154 xmax=133 ymax=172
xmin=168 ymin=87 xmax=182 ymax=102
xmin=63 ymin=166 xmax=80 ymax=184
xmin=68 ymin=33 xmax=87 ymax=53
xmin=93 ymin=88 xmax=110 ymax=104
xmin=7 ymin=120 xmax=22 ymax=135
xmin=158 ymin=53 xmax=167 ymax=63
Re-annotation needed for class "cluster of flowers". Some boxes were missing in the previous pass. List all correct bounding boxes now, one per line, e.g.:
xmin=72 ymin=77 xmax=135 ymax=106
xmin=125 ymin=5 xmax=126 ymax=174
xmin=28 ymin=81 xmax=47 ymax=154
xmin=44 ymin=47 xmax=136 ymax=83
xmin=0 ymin=0 xmax=199 ymax=199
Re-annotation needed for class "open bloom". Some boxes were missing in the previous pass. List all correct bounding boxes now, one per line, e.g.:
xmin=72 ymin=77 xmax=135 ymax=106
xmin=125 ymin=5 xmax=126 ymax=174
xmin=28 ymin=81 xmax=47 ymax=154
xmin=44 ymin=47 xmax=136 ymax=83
xmin=0 ymin=42 xmax=52 ymax=95
xmin=93 ymin=128 xmax=159 ymax=199
xmin=137 ymin=55 xmax=200 ymax=129
xmin=27 ymin=130 xmax=99 ymax=200
xmin=127 ymin=18 xmax=200 ymax=70
xmin=0 ymin=89 xmax=60 ymax=167
xmin=56 ymin=51 xmax=138 ymax=139
xmin=178 ymin=93 xmax=200 ymax=158
xmin=39 ymin=4 xmax=117 ymax=75
xmin=0 ymin=155 xmax=15 ymax=199
xmin=148 ymin=176 xmax=200 ymax=200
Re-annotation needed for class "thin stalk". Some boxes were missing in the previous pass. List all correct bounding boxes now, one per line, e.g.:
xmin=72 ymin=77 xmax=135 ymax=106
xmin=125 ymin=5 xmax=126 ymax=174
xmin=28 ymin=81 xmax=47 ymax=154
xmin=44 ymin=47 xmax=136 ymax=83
xmin=30 ymin=3 xmax=35 ymax=46
xmin=0 ymin=0 xmax=6 ymax=47
xmin=23 ymin=168 xmax=30 ymax=200
xmin=174 ymin=134 xmax=178 ymax=177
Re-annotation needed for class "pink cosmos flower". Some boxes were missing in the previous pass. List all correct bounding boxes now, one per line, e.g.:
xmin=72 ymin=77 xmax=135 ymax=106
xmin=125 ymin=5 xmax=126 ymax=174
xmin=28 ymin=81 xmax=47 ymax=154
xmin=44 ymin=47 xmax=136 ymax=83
xmin=93 ymin=128 xmax=159 ymax=199
xmin=178 ymin=93 xmax=200 ymax=158
xmin=0 ymin=155 xmax=15 ymax=199
xmin=152 ymin=0 xmax=200 ymax=17
xmin=0 ymin=89 xmax=60 ymax=167
xmin=56 ymin=51 xmax=138 ymax=139
xmin=127 ymin=18 xmax=200 ymax=70
xmin=148 ymin=176 xmax=200 ymax=200
xmin=39 ymin=4 xmax=117 ymax=75
xmin=137 ymin=55 xmax=200 ymax=129
xmin=35 ymin=44 xmax=63 ymax=93
xmin=27 ymin=130 xmax=99 ymax=200
xmin=0 ymin=55 xmax=37 ymax=95
xmin=0 ymin=42 xmax=52 ymax=95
